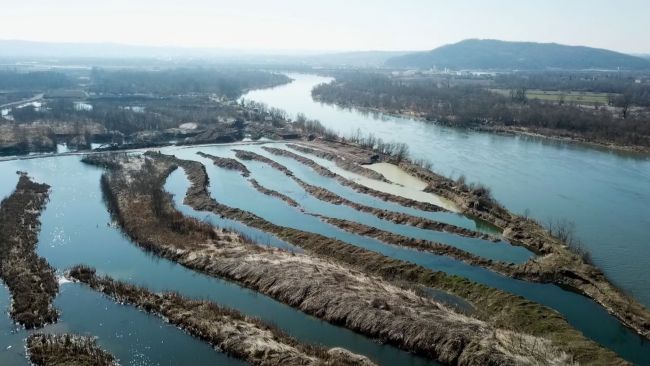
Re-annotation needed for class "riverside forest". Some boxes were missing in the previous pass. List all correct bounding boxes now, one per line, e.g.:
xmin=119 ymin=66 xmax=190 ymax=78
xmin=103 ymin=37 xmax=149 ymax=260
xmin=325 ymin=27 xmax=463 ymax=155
xmin=1 ymin=4 xmax=650 ymax=366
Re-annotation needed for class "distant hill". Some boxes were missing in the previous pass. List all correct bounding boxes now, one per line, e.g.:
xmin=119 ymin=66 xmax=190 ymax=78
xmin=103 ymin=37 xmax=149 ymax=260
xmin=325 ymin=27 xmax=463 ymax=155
xmin=299 ymin=51 xmax=411 ymax=67
xmin=0 ymin=40 xmax=407 ymax=67
xmin=386 ymin=39 xmax=650 ymax=71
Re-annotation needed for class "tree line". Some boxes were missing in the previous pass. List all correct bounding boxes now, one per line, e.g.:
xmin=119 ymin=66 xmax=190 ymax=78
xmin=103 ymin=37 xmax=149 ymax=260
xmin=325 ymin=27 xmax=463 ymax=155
xmin=312 ymin=73 xmax=650 ymax=148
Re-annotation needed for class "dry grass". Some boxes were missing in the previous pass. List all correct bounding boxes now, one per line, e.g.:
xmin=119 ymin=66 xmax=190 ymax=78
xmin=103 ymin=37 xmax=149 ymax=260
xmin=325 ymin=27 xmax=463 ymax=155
xmin=0 ymin=174 xmax=58 ymax=329
xmin=26 ymin=333 xmax=118 ymax=366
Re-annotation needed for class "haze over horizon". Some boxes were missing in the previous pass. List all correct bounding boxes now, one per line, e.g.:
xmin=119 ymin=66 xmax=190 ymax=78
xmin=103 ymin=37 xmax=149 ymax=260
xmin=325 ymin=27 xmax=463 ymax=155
xmin=1 ymin=0 xmax=649 ymax=54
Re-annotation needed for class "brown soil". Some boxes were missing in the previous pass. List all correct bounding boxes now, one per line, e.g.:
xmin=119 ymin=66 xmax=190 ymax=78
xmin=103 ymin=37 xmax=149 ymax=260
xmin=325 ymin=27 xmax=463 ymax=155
xmin=26 ymin=333 xmax=118 ymax=366
xmin=0 ymin=174 xmax=58 ymax=329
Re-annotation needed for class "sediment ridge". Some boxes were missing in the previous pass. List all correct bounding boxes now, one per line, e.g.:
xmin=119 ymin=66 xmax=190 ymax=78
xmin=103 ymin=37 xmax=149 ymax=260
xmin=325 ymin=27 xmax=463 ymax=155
xmin=279 ymin=144 xmax=446 ymax=212
xmin=197 ymin=151 xmax=251 ymax=177
xmin=296 ymin=139 xmax=650 ymax=340
xmin=259 ymin=146 xmax=492 ymax=240
xmin=68 ymin=266 xmax=373 ymax=366
xmin=26 ymin=333 xmax=118 ymax=366
xmin=249 ymin=178 xmax=299 ymax=207
xmin=155 ymin=152 xmax=625 ymax=365
xmin=88 ymin=151 xmax=598 ymax=365
xmin=0 ymin=173 xmax=58 ymax=329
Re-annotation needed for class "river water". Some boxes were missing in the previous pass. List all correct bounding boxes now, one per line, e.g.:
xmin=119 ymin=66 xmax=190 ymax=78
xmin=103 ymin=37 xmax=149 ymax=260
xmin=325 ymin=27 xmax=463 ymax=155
xmin=0 ymin=74 xmax=648 ymax=364
xmin=242 ymin=73 xmax=650 ymax=308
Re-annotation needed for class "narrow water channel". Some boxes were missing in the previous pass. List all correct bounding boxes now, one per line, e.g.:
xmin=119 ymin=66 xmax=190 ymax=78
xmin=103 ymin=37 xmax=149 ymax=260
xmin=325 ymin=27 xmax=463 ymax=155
xmin=242 ymin=73 xmax=650 ymax=308
xmin=0 ymin=154 xmax=437 ymax=366
xmin=169 ymin=145 xmax=650 ymax=365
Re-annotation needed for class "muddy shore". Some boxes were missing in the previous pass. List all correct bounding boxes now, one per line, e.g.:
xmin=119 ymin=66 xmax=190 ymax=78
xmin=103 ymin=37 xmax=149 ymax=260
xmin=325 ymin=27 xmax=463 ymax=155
xmin=260 ymin=146 xmax=492 ymax=240
xmin=280 ymin=144 xmax=447 ymax=212
xmin=26 ymin=333 xmax=118 ymax=366
xmin=0 ymin=174 xmax=58 ymax=329
xmin=157 ymin=152 xmax=625 ymax=365
xmin=297 ymin=139 xmax=650 ymax=340
xmin=68 ymin=266 xmax=373 ymax=366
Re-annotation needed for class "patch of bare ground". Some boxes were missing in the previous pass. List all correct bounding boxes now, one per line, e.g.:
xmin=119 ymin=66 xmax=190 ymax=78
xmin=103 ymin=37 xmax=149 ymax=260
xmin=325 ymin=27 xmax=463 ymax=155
xmin=153 ymin=152 xmax=625 ymax=365
xmin=67 ymin=266 xmax=372 ymax=366
xmin=249 ymin=178 xmax=299 ymax=207
xmin=273 ymin=144 xmax=446 ymax=212
xmin=197 ymin=151 xmax=250 ymax=176
xmin=85 ymin=151 xmax=589 ymax=365
xmin=261 ymin=146 xmax=492 ymax=240
xmin=0 ymin=173 xmax=58 ymax=329
xmin=305 ymin=138 xmax=650 ymax=341
xmin=26 ymin=333 xmax=118 ymax=366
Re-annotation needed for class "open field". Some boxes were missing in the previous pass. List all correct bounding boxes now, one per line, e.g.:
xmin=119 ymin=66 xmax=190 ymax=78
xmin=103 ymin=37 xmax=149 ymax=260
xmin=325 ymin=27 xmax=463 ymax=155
xmin=489 ymin=88 xmax=614 ymax=105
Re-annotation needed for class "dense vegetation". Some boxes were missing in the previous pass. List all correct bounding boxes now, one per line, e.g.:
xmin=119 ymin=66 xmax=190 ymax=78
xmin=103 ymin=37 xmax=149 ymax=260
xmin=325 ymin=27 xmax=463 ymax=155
xmin=312 ymin=73 xmax=650 ymax=148
xmin=0 ymin=70 xmax=72 ymax=90
xmin=89 ymin=68 xmax=290 ymax=97
xmin=0 ymin=174 xmax=58 ymax=328
xmin=386 ymin=39 xmax=650 ymax=70
xmin=26 ymin=333 xmax=118 ymax=366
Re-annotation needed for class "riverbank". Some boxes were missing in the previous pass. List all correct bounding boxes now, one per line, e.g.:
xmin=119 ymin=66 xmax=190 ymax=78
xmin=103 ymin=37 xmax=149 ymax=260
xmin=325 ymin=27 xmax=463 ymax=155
xmin=67 ymin=266 xmax=374 ymax=366
xmin=260 ymin=146 xmax=492 ymax=240
xmin=85 ymin=152 xmax=572 ymax=365
xmin=286 ymin=144 xmax=459 ymax=212
xmin=312 ymin=91 xmax=650 ymax=155
xmin=299 ymin=139 xmax=650 ymax=340
xmin=158 ymin=151 xmax=625 ymax=365
xmin=0 ymin=173 xmax=58 ymax=329
xmin=26 ymin=333 xmax=118 ymax=366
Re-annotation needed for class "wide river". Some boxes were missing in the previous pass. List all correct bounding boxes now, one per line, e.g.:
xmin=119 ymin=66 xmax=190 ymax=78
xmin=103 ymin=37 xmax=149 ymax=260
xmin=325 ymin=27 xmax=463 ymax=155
xmin=0 ymin=75 xmax=648 ymax=365
xmin=242 ymin=73 xmax=650 ymax=307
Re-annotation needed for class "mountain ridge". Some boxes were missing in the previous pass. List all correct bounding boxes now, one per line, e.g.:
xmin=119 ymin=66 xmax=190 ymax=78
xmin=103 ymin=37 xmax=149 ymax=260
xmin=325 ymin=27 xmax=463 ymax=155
xmin=386 ymin=39 xmax=650 ymax=70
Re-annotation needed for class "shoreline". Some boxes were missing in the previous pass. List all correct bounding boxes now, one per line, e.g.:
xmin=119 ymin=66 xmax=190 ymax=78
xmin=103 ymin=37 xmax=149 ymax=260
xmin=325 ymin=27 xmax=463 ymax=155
xmin=67 ymin=266 xmax=374 ymax=366
xmin=156 ymin=152 xmax=626 ymax=365
xmin=0 ymin=174 xmax=58 ymax=329
xmin=313 ymin=97 xmax=650 ymax=156
xmin=304 ymin=138 xmax=650 ymax=340
xmin=26 ymin=333 xmax=118 ymax=366
xmin=87 ymin=152 xmax=563 ymax=365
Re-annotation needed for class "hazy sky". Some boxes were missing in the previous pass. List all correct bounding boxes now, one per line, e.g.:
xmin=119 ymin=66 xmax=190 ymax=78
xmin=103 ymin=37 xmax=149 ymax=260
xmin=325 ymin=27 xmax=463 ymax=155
xmin=1 ymin=0 xmax=648 ymax=53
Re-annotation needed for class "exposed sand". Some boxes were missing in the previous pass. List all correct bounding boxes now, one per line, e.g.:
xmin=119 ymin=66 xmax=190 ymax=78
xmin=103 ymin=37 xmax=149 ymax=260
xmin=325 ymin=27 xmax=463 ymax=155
xmin=366 ymin=162 xmax=427 ymax=190
xmin=330 ymin=159 xmax=459 ymax=212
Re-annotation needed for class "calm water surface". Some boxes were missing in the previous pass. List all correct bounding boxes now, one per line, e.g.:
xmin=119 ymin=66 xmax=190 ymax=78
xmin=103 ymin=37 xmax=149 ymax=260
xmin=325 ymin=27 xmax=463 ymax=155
xmin=0 ymin=155 xmax=436 ymax=366
xmin=242 ymin=73 xmax=650 ymax=307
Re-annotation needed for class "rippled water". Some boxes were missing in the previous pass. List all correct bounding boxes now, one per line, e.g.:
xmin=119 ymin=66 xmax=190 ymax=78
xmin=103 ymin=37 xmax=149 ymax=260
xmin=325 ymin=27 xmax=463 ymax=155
xmin=242 ymin=73 xmax=650 ymax=308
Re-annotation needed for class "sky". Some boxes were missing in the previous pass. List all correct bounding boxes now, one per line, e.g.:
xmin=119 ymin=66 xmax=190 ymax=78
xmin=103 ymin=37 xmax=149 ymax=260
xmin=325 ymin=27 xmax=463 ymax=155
xmin=0 ymin=0 xmax=648 ymax=54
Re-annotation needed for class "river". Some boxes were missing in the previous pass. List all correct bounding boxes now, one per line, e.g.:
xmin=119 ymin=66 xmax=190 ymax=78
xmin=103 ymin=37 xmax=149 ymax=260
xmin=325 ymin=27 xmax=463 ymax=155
xmin=242 ymin=73 xmax=650 ymax=308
